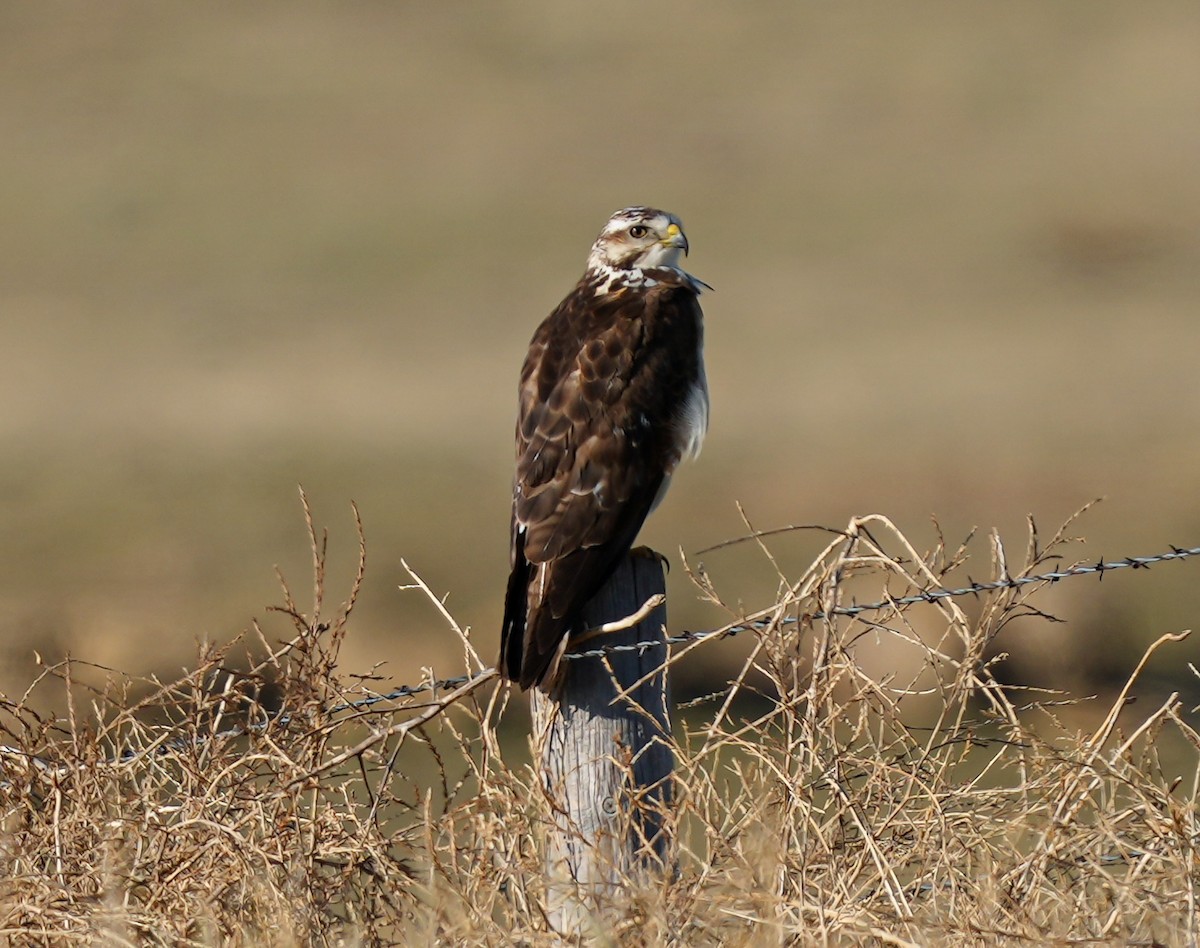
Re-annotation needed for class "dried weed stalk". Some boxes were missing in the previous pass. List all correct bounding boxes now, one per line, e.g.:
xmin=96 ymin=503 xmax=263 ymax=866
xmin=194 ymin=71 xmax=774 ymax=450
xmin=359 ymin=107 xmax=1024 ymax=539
xmin=1 ymin=500 xmax=1197 ymax=946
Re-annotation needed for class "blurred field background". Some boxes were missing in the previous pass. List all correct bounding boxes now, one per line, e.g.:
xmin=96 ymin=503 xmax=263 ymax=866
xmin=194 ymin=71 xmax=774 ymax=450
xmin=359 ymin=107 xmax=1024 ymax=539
xmin=2 ymin=2 xmax=1198 ymax=707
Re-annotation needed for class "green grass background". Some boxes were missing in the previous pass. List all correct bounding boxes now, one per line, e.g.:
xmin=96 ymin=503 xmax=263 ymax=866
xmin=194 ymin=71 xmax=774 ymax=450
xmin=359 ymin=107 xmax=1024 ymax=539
xmin=2 ymin=2 xmax=1198 ymax=704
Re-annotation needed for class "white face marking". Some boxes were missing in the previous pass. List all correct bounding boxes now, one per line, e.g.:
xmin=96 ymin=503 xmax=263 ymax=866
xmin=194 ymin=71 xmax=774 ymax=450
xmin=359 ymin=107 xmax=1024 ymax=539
xmin=582 ymin=206 xmax=709 ymax=296
xmin=586 ymin=206 xmax=686 ymax=272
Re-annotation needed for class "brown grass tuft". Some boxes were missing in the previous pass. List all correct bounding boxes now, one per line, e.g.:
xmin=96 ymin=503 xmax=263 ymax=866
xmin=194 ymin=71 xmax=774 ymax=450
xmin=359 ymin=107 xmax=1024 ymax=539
xmin=2 ymin=501 xmax=1197 ymax=945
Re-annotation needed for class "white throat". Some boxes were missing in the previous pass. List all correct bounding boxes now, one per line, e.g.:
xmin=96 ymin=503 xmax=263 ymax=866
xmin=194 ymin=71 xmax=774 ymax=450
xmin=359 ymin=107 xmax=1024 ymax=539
xmin=587 ymin=242 xmax=684 ymax=274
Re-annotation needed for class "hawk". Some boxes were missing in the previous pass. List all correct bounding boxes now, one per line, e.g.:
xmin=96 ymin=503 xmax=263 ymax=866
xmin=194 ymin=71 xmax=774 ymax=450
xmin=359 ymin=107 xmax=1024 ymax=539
xmin=499 ymin=206 xmax=709 ymax=689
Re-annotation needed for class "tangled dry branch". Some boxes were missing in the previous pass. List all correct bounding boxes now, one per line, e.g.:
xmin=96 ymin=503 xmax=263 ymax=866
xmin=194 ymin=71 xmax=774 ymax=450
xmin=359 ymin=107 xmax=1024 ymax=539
xmin=1 ymin=499 xmax=1197 ymax=945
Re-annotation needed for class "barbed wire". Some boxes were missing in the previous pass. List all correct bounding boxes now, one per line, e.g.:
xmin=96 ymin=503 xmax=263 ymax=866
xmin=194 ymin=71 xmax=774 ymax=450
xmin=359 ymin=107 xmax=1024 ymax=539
xmin=326 ymin=542 xmax=1200 ymax=715
xmin=2 ymin=541 xmax=1197 ymax=781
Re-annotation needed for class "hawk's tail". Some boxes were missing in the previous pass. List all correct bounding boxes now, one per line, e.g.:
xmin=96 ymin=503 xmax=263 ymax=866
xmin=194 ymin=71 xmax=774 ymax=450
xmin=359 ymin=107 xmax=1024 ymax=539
xmin=500 ymin=559 xmax=575 ymax=690
xmin=502 ymin=526 xmax=572 ymax=688
xmin=499 ymin=552 xmax=531 ymax=684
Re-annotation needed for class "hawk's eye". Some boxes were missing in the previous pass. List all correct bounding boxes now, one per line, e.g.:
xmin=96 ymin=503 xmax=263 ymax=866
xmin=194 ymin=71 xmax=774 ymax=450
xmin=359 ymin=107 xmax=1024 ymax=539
xmin=628 ymin=225 xmax=649 ymax=239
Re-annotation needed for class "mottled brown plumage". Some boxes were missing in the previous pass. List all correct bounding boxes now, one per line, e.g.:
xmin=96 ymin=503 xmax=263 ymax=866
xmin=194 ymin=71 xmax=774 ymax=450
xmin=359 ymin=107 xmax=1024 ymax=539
xmin=500 ymin=207 xmax=709 ymax=689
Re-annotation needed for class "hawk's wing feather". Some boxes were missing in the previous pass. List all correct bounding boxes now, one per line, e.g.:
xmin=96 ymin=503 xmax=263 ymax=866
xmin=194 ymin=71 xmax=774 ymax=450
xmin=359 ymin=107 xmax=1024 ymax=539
xmin=501 ymin=273 xmax=704 ymax=688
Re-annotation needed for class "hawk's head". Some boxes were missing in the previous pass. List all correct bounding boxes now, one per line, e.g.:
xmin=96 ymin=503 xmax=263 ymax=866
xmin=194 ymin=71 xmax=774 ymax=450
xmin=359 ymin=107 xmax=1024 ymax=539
xmin=586 ymin=206 xmax=689 ymax=273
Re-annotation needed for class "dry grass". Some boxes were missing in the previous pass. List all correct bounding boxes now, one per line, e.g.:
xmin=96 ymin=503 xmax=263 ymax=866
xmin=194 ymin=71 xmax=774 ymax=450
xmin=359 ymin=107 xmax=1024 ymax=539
xmin=3 ymin=2 xmax=1200 ymax=702
xmin=2 ymin=500 xmax=1197 ymax=946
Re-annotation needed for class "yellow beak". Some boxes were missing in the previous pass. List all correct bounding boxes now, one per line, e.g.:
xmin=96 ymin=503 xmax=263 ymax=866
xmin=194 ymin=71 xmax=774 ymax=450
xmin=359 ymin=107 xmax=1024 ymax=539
xmin=662 ymin=222 xmax=689 ymax=255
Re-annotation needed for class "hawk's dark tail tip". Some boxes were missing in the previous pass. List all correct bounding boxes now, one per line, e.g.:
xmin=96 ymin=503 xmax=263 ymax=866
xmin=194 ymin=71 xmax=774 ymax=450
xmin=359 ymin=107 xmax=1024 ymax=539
xmin=499 ymin=564 xmax=529 ymax=686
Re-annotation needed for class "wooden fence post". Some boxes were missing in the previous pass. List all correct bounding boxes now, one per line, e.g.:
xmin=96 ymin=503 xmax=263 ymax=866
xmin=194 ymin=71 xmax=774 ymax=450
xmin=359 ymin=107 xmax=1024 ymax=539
xmin=531 ymin=550 xmax=675 ymax=936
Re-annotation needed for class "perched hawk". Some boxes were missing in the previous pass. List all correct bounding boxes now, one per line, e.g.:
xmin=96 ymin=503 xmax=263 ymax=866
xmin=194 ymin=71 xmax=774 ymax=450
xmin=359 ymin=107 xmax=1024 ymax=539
xmin=499 ymin=206 xmax=709 ymax=689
